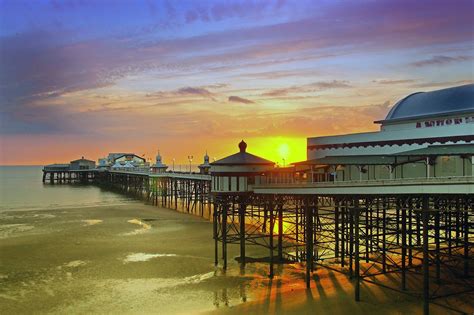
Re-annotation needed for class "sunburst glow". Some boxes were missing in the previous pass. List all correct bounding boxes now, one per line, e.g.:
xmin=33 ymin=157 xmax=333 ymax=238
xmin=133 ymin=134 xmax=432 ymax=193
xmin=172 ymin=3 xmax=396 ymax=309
xmin=246 ymin=137 xmax=307 ymax=165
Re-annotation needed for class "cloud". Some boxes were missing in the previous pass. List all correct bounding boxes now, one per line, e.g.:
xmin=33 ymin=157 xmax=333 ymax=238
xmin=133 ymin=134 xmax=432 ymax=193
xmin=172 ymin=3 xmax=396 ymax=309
xmin=262 ymin=80 xmax=351 ymax=97
xmin=146 ymin=86 xmax=217 ymax=101
xmin=373 ymin=79 xmax=415 ymax=85
xmin=410 ymin=55 xmax=472 ymax=67
xmin=228 ymin=96 xmax=255 ymax=104
xmin=312 ymin=80 xmax=351 ymax=89
xmin=262 ymin=88 xmax=292 ymax=97
xmin=238 ymin=69 xmax=319 ymax=80
xmin=176 ymin=87 xmax=213 ymax=97
xmin=412 ymin=79 xmax=474 ymax=88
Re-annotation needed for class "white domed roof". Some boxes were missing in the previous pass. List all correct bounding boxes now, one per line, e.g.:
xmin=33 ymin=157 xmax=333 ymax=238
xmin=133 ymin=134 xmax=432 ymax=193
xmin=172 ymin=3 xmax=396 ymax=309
xmin=384 ymin=84 xmax=473 ymax=122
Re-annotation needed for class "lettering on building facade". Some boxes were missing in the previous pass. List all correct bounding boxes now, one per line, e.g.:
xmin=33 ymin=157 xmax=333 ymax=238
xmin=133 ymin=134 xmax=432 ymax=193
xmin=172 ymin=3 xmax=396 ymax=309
xmin=416 ymin=116 xmax=474 ymax=128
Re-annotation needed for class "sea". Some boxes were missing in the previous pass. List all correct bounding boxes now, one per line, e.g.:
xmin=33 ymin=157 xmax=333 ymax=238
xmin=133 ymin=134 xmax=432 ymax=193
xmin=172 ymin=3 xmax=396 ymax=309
xmin=0 ymin=166 xmax=135 ymax=212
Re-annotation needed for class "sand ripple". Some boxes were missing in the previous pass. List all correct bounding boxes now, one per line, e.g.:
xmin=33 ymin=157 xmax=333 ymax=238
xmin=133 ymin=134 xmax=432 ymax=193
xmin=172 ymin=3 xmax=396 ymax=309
xmin=0 ymin=224 xmax=34 ymax=239
xmin=183 ymin=271 xmax=215 ymax=284
xmin=123 ymin=253 xmax=177 ymax=263
xmin=64 ymin=260 xmax=88 ymax=268
xmin=82 ymin=219 xmax=103 ymax=226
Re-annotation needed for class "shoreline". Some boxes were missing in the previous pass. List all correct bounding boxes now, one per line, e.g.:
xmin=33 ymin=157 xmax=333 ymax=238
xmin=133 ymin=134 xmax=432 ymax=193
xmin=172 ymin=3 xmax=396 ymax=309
xmin=0 ymin=202 xmax=141 ymax=213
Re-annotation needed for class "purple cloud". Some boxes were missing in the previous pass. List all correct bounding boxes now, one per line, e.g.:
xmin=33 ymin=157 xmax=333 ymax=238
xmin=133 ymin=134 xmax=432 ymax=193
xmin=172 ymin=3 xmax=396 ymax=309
xmin=262 ymin=80 xmax=351 ymax=97
xmin=1 ymin=0 xmax=473 ymax=138
xmin=228 ymin=96 xmax=255 ymax=104
xmin=176 ymin=87 xmax=213 ymax=97
xmin=410 ymin=55 xmax=472 ymax=67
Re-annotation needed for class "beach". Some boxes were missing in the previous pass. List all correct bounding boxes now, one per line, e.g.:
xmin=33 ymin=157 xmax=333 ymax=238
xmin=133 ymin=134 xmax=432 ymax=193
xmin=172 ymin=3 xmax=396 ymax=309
xmin=0 ymin=203 xmax=255 ymax=314
xmin=0 ymin=201 xmax=470 ymax=314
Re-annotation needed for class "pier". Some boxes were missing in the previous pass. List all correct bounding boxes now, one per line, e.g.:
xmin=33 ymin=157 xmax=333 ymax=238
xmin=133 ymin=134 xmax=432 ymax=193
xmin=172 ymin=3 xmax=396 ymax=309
xmin=42 ymin=155 xmax=473 ymax=315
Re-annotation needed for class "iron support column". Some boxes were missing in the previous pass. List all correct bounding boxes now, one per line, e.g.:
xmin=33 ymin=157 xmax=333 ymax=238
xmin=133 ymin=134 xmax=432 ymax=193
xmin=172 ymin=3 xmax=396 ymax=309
xmin=305 ymin=201 xmax=313 ymax=288
xmin=401 ymin=204 xmax=407 ymax=291
xmin=278 ymin=204 xmax=283 ymax=261
xmin=214 ymin=204 xmax=219 ymax=266
xmin=354 ymin=206 xmax=360 ymax=302
xmin=464 ymin=206 xmax=469 ymax=277
xmin=422 ymin=196 xmax=430 ymax=315
xmin=239 ymin=203 xmax=246 ymax=267
xmin=269 ymin=203 xmax=274 ymax=279
xmin=223 ymin=203 xmax=228 ymax=271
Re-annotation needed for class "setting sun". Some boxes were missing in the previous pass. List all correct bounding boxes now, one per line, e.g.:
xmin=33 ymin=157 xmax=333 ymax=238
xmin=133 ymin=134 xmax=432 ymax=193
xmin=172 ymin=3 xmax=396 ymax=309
xmin=278 ymin=143 xmax=290 ymax=160
xmin=246 ymin=137 xmax=307 ymax=166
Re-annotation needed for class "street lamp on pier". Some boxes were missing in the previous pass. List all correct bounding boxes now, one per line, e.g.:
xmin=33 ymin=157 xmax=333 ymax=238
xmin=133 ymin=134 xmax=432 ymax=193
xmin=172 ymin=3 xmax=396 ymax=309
xmin=188 ymin=155 xmax=193 ymax=173
xmin=172 ymin=158 xmax=175 ymax=172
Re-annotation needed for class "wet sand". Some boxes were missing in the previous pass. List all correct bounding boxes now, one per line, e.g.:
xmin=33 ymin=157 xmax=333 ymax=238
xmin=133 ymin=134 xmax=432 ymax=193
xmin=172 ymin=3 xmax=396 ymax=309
xmin=0 ymin=203 xmax=470 ymax=314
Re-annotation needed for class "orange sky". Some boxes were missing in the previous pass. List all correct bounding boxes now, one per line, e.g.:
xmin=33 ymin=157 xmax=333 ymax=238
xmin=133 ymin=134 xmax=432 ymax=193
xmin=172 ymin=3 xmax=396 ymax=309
xmin=1 ymin=1 xmax=472 ymax=165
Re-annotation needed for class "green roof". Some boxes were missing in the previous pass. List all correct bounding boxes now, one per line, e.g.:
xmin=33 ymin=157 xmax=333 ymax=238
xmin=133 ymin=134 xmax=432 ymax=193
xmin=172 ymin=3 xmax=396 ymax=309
xmin=294 ymin=155 xmax=397 ymax=166
xmin=393 ymin=144 xmax=474 ymax=156
xmin=293 ymin=144 xmax=473 ymax=166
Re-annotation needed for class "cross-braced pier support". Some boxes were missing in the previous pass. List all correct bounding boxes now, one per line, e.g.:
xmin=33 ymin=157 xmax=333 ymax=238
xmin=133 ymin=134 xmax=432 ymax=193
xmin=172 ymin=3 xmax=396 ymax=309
xmin=213 ymin=193 xmax=474 ymax=314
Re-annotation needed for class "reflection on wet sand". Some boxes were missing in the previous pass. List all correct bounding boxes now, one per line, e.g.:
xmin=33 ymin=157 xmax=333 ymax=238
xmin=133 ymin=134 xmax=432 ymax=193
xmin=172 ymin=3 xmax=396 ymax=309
xmin=123 ymin=252 xmax=178 ymax=263
xmin=82 ymin=219 xmax=102 ymax=226
xmin=123 ymin=218 xmax=151 ymax=235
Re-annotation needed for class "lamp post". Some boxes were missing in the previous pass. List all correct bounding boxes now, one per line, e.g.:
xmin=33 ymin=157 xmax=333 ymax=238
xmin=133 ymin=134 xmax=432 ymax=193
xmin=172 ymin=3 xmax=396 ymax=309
xmin=188 ymin=155 xmax=193 ymax=173
xmin=172 ymin=158 xmax=175 ymax=172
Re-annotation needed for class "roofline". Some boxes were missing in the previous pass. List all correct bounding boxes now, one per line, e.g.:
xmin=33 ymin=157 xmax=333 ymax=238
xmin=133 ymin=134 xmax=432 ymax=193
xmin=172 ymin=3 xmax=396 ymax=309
xmin=383 ymin=91 xmax=423 ymax=121
xmin=210 ymin=162 xmax=275 ymax=166
xmin=293 ymin=155 xmax=397 ymax=166
xmin=308 ymin=135 xmax=474 ymax=150
xmin=307 ymin=131 xmax=380 ymax=141
xmin=70 ymin=159 xmax=95 ymax=163
xmin=113 ymin=154 xmax=146 ymax=161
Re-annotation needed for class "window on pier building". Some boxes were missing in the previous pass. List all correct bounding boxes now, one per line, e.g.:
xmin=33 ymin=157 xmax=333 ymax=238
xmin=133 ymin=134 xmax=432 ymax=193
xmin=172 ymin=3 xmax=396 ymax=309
xmin=438 ymin=156 xmax=457 ymax=176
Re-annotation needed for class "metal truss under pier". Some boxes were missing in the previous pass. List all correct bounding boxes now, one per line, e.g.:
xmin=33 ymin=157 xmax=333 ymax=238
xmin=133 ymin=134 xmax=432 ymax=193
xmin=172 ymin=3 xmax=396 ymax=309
xmin=94 ymin=171 xmax=214 ymax=219
xmin=213 ymin=194 xmax=474 ymax=315
xmin=42 ymin=169 xmax=97 ymax=184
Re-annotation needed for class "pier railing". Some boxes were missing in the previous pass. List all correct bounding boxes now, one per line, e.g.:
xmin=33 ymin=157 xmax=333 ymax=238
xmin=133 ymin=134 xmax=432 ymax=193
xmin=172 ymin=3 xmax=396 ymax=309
xmin=255 ymin=175 xmax=474 ymax=188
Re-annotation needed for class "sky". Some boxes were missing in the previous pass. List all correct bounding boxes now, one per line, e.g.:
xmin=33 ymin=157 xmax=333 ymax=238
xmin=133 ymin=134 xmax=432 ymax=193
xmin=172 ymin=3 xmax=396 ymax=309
xmin=0 ymin=0 xmax=473 ymax=165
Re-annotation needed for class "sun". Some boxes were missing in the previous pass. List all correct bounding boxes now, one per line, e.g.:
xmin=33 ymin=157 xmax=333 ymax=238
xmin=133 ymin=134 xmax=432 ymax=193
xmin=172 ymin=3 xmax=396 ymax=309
xmin=245 ymin=137 xmax=306 ymax=165
xmin=278 ymin=143 xmax=290 ymax=160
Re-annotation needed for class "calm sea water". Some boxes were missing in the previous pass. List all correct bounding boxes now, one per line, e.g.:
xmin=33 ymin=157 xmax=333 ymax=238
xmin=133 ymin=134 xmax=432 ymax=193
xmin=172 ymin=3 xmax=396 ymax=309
xmin=0 ymin=166 xmax=136 ymax=212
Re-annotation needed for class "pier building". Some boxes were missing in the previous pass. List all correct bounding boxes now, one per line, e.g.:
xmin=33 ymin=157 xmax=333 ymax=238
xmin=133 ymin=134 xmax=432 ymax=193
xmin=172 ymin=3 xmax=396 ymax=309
xmin=308 ymin=84 xmax=473 ymax=158
xmin=70 ymin=157 xmax=96 ymax=170
xmin=210 ymin=140 xmax=274 ymax=193
xmin=43 ymin=157 xmax=96 ymax=183
xmin=296 ymin=84 xmax=474 ymax=184
xmin=110 ymin=153 xmax=148 ymax=168
xmin=151 ymin=151 xmax=168 ymax=173
xmin=198 ymin=152 xmax=211 ymax=174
